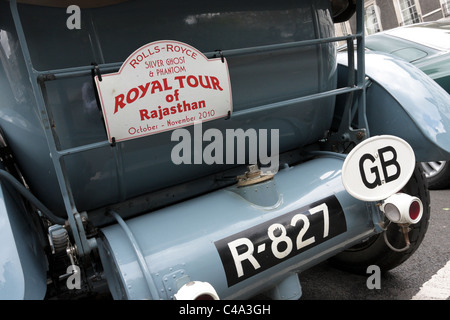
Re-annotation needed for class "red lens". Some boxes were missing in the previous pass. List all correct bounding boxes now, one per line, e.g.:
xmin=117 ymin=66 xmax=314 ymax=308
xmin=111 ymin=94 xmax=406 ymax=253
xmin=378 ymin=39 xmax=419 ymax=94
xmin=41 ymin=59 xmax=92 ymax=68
xmin=409 ymin=201 xmax=421 ymax=221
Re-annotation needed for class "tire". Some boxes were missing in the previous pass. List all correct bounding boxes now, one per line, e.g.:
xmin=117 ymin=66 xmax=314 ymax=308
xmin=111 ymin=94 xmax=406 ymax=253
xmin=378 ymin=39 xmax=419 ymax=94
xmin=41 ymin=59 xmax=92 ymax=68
xmin=420 ymin=161 xmax=450 ymax=190
xmin=329 ymin=164 xmax=430 ymax=274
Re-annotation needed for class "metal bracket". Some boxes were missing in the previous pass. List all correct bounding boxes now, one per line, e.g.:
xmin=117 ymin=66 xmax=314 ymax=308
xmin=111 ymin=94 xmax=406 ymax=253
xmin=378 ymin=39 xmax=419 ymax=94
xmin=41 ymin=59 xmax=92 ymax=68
xmin=323 ymin=35 xmax=369 ymax=153
xmin=161 ymin=268 xmax=190 ymax=299
xmin=214 ymin=49 xmax=225 ymax=63
xmin=91 ymin=62 xmax=102 ymax=81
xmin=74 ymin=211 xmax=93 ymax=255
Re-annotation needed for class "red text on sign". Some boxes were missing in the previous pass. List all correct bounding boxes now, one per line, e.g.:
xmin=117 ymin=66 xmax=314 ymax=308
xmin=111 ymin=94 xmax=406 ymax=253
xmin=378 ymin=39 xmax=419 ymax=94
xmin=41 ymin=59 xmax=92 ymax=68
xmin=113 ymin=75 xmax=223 ymax=114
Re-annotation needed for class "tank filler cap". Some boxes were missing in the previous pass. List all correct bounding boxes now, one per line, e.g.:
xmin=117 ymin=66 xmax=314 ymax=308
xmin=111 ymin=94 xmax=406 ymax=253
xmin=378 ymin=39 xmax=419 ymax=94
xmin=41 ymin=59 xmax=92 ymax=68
xmin=237 ymin=164 xmax=274 ymax=187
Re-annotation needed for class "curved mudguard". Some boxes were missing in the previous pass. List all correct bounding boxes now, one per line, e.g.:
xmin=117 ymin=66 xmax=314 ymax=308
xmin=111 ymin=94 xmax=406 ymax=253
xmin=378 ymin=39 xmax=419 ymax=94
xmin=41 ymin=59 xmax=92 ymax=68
xmin=0 ymin=181 xmax=47 ymax=299
xmin=338 ymin=51 xmax=450 ymax=162
xmin=98 ymin=156 xmax=377 ymax=300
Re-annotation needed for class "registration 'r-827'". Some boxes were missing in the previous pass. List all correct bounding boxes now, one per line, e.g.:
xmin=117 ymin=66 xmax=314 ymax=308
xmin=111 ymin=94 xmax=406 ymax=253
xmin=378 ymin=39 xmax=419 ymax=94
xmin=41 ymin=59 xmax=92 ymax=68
xmin=215 ymin=195 xmax=347 ymax=287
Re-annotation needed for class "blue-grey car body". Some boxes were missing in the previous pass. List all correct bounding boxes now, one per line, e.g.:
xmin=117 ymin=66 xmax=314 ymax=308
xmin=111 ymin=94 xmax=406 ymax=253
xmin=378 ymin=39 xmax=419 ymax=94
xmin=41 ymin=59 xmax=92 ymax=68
xmin=1 ymin=0 xmax=449 ymax=299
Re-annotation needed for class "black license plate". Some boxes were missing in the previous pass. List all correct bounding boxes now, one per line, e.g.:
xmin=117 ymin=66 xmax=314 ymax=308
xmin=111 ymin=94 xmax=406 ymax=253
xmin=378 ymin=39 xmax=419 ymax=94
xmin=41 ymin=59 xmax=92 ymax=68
xmin=215 ymin=195 xmax=347 ymax=287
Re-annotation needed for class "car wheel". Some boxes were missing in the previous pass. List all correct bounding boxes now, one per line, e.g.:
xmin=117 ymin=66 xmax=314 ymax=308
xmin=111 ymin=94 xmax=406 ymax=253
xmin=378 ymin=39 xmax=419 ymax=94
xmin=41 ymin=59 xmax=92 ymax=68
xmin=420 ymin=161 xmax=450 ymax=190
xmin=328 ymin=164 xmax=430 ymax=274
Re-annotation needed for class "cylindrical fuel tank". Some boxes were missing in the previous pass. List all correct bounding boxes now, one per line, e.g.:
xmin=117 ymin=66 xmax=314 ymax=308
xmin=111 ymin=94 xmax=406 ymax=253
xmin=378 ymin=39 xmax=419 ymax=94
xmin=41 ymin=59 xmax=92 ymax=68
xmin=97 ymin=156 xmax=377 ymax=300
xmin=0 ymin=0 xmax=337 ymax=217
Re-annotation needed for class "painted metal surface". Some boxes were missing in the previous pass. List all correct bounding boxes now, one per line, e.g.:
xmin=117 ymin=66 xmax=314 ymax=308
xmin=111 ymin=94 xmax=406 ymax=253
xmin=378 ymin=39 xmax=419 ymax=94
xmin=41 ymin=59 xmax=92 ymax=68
xmin=98 ymin=156 xmax=378 ymax=300
xmin=0 ymin=181 xmax=47 ymax=299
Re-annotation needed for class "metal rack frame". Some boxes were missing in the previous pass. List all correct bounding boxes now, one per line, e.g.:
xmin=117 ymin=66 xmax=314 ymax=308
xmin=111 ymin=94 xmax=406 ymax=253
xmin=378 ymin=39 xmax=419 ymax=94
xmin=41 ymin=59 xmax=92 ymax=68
xmin=9 ymin=0 xmax=367 ymax=256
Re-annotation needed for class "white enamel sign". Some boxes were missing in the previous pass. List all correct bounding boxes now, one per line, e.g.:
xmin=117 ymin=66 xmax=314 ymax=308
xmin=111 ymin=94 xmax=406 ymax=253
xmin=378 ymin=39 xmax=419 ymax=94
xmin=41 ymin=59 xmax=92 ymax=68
xmin=342 ymin=135 xmax=416 ymax=201
xmin=95 ymin=40 xmax=232 ymax=143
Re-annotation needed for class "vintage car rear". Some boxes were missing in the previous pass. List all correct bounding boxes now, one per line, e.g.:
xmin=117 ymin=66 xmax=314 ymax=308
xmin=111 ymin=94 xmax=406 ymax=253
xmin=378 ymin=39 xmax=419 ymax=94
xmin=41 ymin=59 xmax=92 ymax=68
xmin=1 ymin=0 xmax=450 ymax=300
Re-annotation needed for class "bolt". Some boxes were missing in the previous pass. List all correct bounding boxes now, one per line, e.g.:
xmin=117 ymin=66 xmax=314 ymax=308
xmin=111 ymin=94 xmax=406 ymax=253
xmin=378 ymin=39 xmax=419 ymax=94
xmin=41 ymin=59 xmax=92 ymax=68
xmin=356 ymin=131 xmax=365 ymax=140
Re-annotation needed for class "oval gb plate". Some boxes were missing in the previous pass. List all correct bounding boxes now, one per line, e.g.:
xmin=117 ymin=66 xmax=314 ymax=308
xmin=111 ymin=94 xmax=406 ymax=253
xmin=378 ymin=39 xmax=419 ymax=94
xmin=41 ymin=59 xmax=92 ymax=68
xmin=342 ymin=135 xmax=416 ymax=201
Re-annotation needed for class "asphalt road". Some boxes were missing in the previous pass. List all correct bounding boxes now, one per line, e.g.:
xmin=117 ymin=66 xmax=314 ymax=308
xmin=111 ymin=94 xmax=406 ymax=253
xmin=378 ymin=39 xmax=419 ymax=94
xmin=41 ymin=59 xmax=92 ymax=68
xmin=298 ymin=189 xmax=450 ymax=300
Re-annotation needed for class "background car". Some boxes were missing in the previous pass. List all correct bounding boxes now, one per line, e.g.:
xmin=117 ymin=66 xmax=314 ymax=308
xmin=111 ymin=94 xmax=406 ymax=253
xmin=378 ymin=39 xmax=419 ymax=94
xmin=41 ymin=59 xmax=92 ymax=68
xmin=365 ymin=21 xmax=450 ymax=189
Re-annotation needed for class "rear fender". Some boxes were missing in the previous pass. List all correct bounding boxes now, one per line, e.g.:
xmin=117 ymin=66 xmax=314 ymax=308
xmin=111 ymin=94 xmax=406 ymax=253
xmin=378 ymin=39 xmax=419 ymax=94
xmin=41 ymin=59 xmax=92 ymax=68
xmin=0 ymin=180 xmax=47 ymax=299
xmin=338 ymin=51 xmax=450 ymax=162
